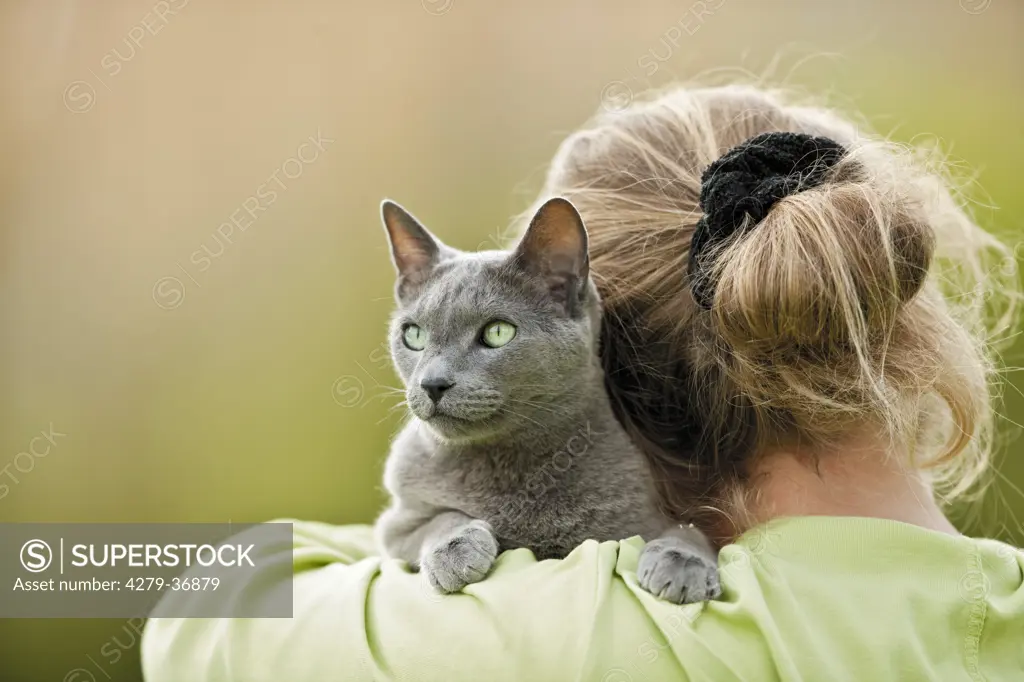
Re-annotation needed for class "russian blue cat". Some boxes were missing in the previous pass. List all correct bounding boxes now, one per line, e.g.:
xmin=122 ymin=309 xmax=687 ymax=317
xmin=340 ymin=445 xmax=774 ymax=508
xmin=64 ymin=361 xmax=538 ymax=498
xmin=373 ymin=197 xmax=719 ymax=604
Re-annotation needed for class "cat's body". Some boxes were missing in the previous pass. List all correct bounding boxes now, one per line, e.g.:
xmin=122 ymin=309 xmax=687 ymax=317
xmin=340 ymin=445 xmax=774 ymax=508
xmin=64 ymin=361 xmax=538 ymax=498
xmin=374 ymin=198 xmax=719 ymax=603
xmin=381 ymin=376 xmax=664 ymax=561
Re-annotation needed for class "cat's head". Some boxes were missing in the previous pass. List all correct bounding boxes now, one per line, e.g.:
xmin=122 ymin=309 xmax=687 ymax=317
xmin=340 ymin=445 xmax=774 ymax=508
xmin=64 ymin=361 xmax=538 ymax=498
xmin=380 ymin=197 xmax=600 ymax=442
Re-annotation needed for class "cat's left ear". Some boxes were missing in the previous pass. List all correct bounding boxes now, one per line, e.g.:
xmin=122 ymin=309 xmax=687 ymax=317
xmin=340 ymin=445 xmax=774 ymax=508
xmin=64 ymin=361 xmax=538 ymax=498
xmin=511 ymin=197 xmax=590 ymax=314
xmin=380 ymin=200 xmax=452 ymax=301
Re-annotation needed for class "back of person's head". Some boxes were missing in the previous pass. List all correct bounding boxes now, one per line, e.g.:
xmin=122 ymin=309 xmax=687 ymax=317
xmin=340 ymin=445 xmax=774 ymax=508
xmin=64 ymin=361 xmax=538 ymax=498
xmin=529 ymin=83 xmax=1018 ymax=539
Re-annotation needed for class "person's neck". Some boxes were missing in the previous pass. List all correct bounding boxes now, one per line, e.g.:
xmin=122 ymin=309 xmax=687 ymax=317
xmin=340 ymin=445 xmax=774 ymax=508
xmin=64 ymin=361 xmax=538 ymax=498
xmin=746 ymin=435 xmax=960 ymax=537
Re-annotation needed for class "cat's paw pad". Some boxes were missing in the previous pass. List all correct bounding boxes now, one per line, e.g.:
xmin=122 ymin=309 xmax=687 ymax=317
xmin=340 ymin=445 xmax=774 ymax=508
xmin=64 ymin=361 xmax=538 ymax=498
xmin=637 ymin=538 xmax=720 ymax=604
xmin=422 ymin=520 xmax=499 ymax=594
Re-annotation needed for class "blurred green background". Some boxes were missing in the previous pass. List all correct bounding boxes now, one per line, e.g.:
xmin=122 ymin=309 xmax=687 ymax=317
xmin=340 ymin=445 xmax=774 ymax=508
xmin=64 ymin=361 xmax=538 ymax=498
xmin=1 ymin=1 xmax=1022 ymax=680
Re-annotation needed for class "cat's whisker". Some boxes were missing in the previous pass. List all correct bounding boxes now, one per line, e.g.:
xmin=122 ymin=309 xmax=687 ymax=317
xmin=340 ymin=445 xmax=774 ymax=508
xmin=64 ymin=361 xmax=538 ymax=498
xmin=373 ymin=390 xmax=408 ymax=400
xmin=371 ymin=385 xmax=407 ymax=395
xmin=505 ymin=390 xmax=595 ymax=406
xmin=376 ymin=410 xmax=405 ymax=426
xmin=503 ymin=398 xmax=569 ymax=416
xmin=508 ymin=394 xmax=580 ymax=408
xmin=497 ymin=406 xmax=547 ymax=430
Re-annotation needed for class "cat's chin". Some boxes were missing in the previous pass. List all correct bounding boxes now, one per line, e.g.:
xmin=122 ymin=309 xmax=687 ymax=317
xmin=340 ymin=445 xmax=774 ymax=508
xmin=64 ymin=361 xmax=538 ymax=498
xmin=420 ymin=412 xmax=505 ymax=444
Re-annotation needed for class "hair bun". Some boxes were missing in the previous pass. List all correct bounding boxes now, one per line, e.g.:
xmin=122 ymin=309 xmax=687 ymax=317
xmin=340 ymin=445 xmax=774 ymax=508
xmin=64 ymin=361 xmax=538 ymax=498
xmin=689 ymin=132 xmax=847 ymax=308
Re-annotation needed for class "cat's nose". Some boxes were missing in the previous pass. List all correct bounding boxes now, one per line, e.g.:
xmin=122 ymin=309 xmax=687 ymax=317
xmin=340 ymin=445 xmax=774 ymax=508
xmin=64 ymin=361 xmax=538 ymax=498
xmin=420 ymin=378 xmax=455 ymax=403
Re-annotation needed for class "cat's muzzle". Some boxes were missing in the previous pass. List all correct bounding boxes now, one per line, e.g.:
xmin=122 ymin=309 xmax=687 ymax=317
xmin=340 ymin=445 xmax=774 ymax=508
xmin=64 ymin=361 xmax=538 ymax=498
xmin=407 ymin=386 xmax=503 ymax=427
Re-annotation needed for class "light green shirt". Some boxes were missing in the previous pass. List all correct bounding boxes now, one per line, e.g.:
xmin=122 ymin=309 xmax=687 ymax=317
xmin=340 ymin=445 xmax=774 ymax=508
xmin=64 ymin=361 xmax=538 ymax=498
xmin=141 ymin=516 xmax=1023 ymax=681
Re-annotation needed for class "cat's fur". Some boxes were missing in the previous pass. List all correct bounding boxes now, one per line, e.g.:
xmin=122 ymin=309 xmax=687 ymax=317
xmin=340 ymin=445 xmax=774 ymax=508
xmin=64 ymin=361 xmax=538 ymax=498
xmin=373 ymin=197 xmax=720 ymax=604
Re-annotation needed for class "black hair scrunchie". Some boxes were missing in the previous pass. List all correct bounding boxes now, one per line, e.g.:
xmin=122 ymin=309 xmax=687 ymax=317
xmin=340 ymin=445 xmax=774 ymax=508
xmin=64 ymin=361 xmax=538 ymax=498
xmin=688 ymin=131 xmax=847 ymax=309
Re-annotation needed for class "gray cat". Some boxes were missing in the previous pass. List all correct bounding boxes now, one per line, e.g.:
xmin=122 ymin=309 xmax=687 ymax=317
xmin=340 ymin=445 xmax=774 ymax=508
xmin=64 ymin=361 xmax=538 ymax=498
xmin=373 ymin=197 xmax=720 ymax=604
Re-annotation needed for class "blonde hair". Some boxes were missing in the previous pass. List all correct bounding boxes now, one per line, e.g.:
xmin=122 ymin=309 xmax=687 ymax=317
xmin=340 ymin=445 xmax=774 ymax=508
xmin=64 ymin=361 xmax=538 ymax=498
xmin=527 ymin=84 xmax=1018 ymax=539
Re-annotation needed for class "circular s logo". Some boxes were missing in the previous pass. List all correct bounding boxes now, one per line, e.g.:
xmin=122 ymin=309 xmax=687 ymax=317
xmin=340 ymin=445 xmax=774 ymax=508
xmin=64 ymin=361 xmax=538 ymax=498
xmin=958 ymin=569 xmax=991 ymax=604
xmin=421 ymin=0 xmax=454 ymax=15
xmin=331 ymin=375 xmax=366 ymax=408
xmin=600 ymin=81 xmax=633 ymax=113
xmin=20 ymin=539 xmax=53 ymax=573
xmin=63 ymin=669 xmax=97 ymax=682
xmin=152 ymin=276 xmax=186 ymax=310
xmin=63 ymin=81 xmax=96 ymax=113
xmin=959 ymin=0 xmax=991 ymax=14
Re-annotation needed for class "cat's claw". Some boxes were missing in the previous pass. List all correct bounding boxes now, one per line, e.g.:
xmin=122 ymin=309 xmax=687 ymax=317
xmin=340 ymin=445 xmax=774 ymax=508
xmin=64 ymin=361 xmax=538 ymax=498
xmin=421 ymin=520 xmax=499 ymax=594
xmin=637 ymin=537 xmax=721 ymax=604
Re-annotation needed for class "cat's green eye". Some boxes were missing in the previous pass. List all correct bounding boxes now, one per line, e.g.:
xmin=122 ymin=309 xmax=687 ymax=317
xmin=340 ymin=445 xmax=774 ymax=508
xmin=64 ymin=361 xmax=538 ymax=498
xmin=402 ymin=324 xmax=427 ymax=351
xmin=481 ymin=320 xmax=517 ymax=348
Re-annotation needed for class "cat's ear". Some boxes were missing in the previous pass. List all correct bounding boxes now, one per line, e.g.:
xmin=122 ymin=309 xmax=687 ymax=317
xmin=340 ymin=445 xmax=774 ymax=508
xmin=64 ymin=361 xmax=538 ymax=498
xmin=511 ymin=197 xmax=590 ymax=314
xmin=380 ymin=200 xmax=450 ymax=301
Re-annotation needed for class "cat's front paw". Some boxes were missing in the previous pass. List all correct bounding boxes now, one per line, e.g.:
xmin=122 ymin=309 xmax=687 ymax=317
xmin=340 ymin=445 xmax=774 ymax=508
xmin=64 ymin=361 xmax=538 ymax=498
xmin=637 ymin=537 xmax=720 ymax=604
xmin=421 ymin=520 xmax=499 ymax=594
